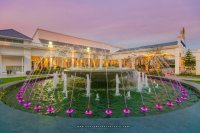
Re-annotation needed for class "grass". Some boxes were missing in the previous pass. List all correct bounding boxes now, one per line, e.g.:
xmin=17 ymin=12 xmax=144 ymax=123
xmin=0 ymin=75 xmax=50 ymax=85
xmin=177 ymin=74 xmax=200 ymax=78
xmin=0 ymin=77 xmax=26 ymax=85
xmin=186 ymin=80 xmax=200 ymax=84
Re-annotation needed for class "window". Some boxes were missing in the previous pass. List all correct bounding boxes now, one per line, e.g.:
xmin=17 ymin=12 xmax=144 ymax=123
xmin=0 ymin=37 xmax=24 ymax=43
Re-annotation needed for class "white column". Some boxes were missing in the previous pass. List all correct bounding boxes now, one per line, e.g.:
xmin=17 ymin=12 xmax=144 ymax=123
xmin=0 ymin=55 xmax=2 ymax=76
xmin=118 ymin=59 xmax=122 ymax=68
xmin=61 ymin=57 xmax=64 ymax=68
xmin=50 ymin=57 xmax=53 ymax=68
xmin=71 ymin=51 xmax=74 ymax=68
xmin=88 ymin=54 xmax=91 ymax=68
xmin=21 ymin=56 xmax=24 ymax=73
xmin=99 ymin=55 xmax=103 ymax=69
xmin=196 ymin=53 xmax=200 ymax=75
xmin=24 ymin=49 xmax=32 ymax=72
xmin=131 ymin=58 xmax=135 ymax=69
xmin=49 ymin=50 xmax=53 ymax=68
xmin=175 ymin=48 xmax=180 ymax=75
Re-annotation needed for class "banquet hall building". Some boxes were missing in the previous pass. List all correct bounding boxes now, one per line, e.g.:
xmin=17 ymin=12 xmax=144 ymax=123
xmin=0 ymin=28 xmax=199 ymax=76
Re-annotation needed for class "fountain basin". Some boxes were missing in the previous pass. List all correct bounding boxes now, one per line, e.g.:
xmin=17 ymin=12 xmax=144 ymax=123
xmin=64 ymin=68 xmax=133 ymax=81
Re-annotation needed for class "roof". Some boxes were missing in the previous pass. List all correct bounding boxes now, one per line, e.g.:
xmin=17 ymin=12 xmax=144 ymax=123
xmin=32 ymin=28 xmax=122 ymax=50
xmin=116 ymin=41 xmax=179 ymax=52
xmin=0 ymin=29 xmax=32 ymax=40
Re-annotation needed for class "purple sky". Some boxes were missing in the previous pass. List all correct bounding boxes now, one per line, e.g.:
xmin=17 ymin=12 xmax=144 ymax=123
xmin=0 ymin=0 xmax=200 ymax=49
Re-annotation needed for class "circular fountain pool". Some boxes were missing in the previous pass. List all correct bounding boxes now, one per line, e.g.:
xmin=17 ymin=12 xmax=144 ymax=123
xmin=0 ymin=69 xmax=199 ymax=118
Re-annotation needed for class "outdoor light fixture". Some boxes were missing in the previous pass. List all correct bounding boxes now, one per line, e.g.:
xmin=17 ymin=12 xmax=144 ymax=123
xmin=87 ymin=47 xmax=90 ymax=52
xmin=66 ymin=108 xmax=74 ymax=117
xmin=84 ymin=108 xmax=93 ymax=116
xmin=34 ymin=105 xmax=42 ymax=111
xmin=166 ymin=101 xmax=174 ymax=107
xmin=46 ymin=106 xmax=55 ymax=113
xmin=140 ymin=105 xmax=148 ymax=112
xmin=175 ymin=98 xmax=182 ymax=103
xmin=23 ymin=101 xmax=31 ymax=107
xmin=155 ymin=103 xmax=163 ymax=110
xmin=123 ymin=107 xmax=131 ymax=115
xmin=105 ymin=108 xmax=112 ymax=115
xmin=48 ymin=41 xmax=53 ymax=48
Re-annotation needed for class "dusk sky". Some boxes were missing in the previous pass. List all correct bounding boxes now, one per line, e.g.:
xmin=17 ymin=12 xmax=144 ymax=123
xmin=0 ymin=0 xmax=199 ymax=49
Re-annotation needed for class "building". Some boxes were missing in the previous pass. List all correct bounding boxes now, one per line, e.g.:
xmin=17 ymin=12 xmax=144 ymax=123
xmin=0 ymin=28 xmax=120 ymax=76
xmin=110 ymin=39 xmax=186 ymax=75
xmin=0 ymin=28 xmax=200 ymax=76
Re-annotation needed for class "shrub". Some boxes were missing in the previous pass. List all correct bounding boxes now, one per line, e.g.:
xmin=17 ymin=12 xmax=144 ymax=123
xmin=26 ymin=71 xmax=31 ymax=75
xmin=68 ymin=76 xmax=86 ymax=88
xmin=149 ymin=70 xmax=164 ymax=76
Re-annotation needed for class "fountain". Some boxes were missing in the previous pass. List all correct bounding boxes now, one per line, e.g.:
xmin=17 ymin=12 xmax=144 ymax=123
xmin=155 ymin=83 xmax=159 ymax=89
xmin=63 ymin=74 xmax=68 ymax=98
xmin=127 ymin=91 xmax=131 ymax=99
xmin=155 ymin=103 xmax=163 ymax=110
xmin=142 ymin=72 xmax=145 ymax=86
xmin=105 ymin=108 xmax=112 ymax=116
xmin=86 ymin=74 xmax=91 ymax=97
xmin=23 ymin=101 xmax=31 ymax=107
xmin=66 ymin=108 xmax=74 ymax=117
xmin=47 ymin=87 xmax=52 ymax=92
xmin=137 ymin=72 xmax=142 ymax=92
xmin=85 ymin=108 xmax=93 ymax=116
xmin=53 ymin=71 xmax=58 ymax=89
xmin=145 ymin=75 xmax=149 ymax=87
xmin=95 ymin=93 xmax=100 ymax=101
xmin=46 ymin=106 xmax=55 ymax=113
xmin=123 ymin=107 xmax=131 ymax=115
xmin=148 ymin=87 xmax=152 ymax=93
xmin=34 ymin=105 xmax=42 ymax=111
xmin=61 ymin=71 xmax=65 ymax=80
xmin=6 ymin=66 xmax=198 ymax=118
xmin=115 ymin=73 xmax=121 ymax=96
xmin=166 ymin=101 xmax=174 ymax=107
xmin=140 ymin=105 xmax=148 ymax=112
xmin=1 ymin=48 xmax=198 ymax=119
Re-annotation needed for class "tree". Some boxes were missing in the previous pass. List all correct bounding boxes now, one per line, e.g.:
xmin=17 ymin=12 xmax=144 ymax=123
xmin=183 ymin=50 xmax=196 ymax=73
